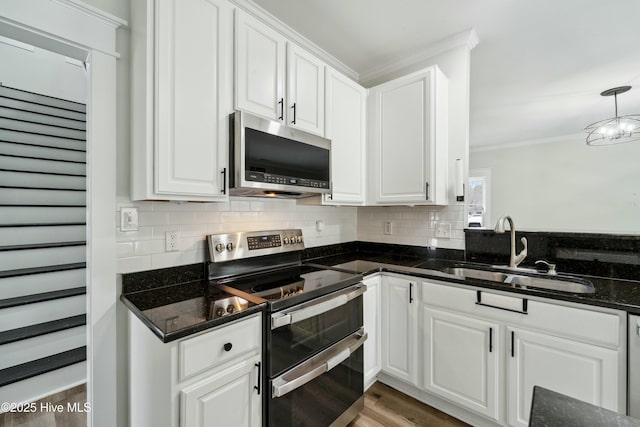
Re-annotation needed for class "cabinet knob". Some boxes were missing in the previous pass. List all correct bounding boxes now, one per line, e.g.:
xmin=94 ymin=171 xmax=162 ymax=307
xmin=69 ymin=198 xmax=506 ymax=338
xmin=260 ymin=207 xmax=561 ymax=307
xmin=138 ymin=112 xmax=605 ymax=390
xmin=223 ymin=342 xmax=233 ymax=352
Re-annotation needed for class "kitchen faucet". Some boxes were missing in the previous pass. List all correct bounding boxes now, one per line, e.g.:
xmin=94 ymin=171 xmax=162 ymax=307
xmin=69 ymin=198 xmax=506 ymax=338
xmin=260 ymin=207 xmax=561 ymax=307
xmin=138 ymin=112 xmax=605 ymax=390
xmin=494 ymin=215 xmax=527 ymax=268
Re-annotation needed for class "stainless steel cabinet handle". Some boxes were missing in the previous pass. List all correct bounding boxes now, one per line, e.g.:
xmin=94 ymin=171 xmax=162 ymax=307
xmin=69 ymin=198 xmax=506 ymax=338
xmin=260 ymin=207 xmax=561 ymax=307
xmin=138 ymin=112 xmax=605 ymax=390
xmin=409 ymin=283 xmax=414 ymax=303
xmin=271 ymin=284 xmax=366 ymax=329
xmin=278 ymin=98 xmax=284 ymax=120
xmin=220 ymin=168 xmax=226 ymax=194
xmin=271 ymin=329 xmax=367 ymax=398
xmin=291 ymin=102 xmax=297 ymax=124
xmin=425 ymin=182 xmax=430 ymax=200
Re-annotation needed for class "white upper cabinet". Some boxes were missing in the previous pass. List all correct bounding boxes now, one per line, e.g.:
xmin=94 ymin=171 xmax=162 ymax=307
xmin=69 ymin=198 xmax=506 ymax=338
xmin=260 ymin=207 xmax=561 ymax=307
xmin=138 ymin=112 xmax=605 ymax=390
xmin=287 ymin=44 xmax=325 ymax=135
xmin=368 ymin=65 xmax=448 ymax=205
xmin=131 ymin=0 xmax=232 ymax=201
xmin=234 ymin=10 xmax=286 ymax=122
xmin=235 ymin=10 xmax=325 ymax=136
xmin=323 ymin=68 xmax=367 ymax=205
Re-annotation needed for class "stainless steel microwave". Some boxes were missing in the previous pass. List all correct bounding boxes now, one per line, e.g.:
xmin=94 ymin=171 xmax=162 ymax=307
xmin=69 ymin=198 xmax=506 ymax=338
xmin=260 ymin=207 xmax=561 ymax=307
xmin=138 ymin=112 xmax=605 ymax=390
xmin=229 ymin=111 xmax=331 ymax=198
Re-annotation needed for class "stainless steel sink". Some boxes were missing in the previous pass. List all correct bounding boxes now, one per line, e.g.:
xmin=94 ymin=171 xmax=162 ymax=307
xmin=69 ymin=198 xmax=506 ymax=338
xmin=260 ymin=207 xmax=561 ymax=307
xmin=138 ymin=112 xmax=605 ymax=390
xmin=442 ymin=267 xmax=595 ymax=294
xmin=442 ymin=267 xmax=509 ymax=283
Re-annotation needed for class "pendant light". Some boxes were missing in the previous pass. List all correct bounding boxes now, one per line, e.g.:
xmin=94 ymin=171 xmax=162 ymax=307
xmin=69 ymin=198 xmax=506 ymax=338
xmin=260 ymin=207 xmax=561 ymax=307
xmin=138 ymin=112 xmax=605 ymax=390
xmin=585 ymin=86 xmax=640 ymax=146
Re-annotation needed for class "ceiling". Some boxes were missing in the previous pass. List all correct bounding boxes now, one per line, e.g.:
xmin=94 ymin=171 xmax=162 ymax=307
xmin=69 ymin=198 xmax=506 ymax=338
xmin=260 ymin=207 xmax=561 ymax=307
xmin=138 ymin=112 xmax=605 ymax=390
xmin=253 ymin=0 xmax=640 ymax=147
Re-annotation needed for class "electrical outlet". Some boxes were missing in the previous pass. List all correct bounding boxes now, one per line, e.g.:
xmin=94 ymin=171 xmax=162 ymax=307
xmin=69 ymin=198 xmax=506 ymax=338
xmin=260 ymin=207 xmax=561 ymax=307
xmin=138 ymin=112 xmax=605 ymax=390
xmin=384 ymin=221 xmax=393 ymax=235
xmin=435 ymin=222 xmax=451 ymax=238
xmin=165 ymin=231 xmax=179 ymax=252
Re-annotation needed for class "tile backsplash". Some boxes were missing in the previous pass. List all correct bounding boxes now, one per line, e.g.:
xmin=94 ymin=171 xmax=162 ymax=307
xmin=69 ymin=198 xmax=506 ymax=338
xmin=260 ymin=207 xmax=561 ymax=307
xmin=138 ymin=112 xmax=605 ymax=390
xmin=116 ymin=197 xmax=465 ymax=274
xmin=357 ymin=205 xmax=465 ymax=250
xmin=116 ymin=197 xmax=357 ymax=273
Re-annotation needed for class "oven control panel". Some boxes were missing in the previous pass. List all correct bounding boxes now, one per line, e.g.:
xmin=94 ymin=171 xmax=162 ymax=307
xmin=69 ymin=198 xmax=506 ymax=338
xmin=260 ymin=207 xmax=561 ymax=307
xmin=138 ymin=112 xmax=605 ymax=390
xmin=207 ymin=229 xmax=304 ymax=262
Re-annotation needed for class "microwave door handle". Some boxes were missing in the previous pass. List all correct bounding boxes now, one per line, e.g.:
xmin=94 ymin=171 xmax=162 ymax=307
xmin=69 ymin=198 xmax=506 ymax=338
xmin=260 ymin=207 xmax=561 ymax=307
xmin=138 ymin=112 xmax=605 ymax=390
xmin=271 ymin=330 xmax=367 ymax=398
xmin=271 ymin=284 xmax=366 ymax=330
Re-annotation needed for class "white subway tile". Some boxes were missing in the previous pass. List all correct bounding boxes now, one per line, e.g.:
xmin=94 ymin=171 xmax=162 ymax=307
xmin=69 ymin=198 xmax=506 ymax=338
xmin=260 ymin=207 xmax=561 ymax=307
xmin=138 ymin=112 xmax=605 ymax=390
xmin=134 ymin=240 xmax=165 ymax=256
xmin=117 ymin=256 xmax=152 ymax=274
xmin=139 ymin=212 xmax=169 ymax=226
xmin=117 ymin=242 xmax=134 ymax=258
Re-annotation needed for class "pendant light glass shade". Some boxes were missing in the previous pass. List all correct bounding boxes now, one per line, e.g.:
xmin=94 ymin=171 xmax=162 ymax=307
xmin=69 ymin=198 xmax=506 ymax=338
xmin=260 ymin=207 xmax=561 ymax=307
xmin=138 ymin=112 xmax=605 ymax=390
xmin=585 ymin=86 xmax=640 ymax=146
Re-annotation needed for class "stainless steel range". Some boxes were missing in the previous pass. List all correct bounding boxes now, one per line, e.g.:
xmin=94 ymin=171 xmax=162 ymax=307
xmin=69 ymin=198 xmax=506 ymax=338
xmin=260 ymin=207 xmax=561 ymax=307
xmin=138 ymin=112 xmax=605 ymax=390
xmin=207 ymin=229 xmax=366 ymax=427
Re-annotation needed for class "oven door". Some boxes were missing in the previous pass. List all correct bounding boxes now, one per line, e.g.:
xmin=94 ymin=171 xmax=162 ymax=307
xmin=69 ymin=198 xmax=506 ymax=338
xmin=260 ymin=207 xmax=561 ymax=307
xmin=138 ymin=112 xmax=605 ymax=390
xmin=270 ymin=329 xmax=366 ymax=427
xmin=269 ymin=284 xmax=365 ymax=376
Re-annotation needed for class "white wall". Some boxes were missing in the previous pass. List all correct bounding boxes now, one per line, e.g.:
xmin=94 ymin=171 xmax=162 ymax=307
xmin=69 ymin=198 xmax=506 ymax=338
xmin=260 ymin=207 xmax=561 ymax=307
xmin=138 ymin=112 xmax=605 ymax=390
xmin=0 ymin=36 xmax=86 ymax=102
xmin=470 ymin=135 xmax=640 ymax=233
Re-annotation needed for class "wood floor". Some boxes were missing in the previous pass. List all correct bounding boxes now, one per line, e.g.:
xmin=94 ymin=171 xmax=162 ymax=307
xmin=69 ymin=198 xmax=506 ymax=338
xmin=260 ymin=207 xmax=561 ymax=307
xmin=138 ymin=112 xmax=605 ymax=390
xmin=0 ymin=384 xmax=86 ymax=427
xmin=349 ymin=382 xmax=470 ymax=427
xmin=0 ymin=381 xmax=465 ymax=427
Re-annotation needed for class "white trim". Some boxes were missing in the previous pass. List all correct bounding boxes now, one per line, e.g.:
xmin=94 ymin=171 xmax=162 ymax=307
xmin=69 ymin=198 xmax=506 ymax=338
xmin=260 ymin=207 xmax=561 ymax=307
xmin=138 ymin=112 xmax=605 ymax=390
xmin=0 ymin=0 xmax=124 ymax=58
xmin=56 ymin=0 xmax=127 ymax=28
xmin=228 ymin=0 xmax=359 ymax=81
xmin=360 ymin=28 xmax=479 ymax=86
xmin=0 ymin=34 xmax=34 ymax=51
xmin=470 ymin=132 xmax=584 ymax=152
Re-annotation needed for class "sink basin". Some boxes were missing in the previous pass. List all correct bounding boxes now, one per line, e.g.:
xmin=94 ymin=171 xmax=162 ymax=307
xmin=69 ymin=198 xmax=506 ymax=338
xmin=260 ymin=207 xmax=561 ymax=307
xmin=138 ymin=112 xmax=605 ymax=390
xmin=442 ymin=267 xmax=595 ymax=294
xmin=442 ymin=267 xmax=509 ymax=283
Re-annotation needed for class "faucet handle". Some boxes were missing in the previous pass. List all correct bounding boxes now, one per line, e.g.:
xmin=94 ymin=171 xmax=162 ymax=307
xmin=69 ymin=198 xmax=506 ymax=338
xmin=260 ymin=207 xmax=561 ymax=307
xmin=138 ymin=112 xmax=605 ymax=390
xmin=535 ymin=260 xmax=557 ymax=275
xmin=513 ymin=237 xmax=528 ymax=267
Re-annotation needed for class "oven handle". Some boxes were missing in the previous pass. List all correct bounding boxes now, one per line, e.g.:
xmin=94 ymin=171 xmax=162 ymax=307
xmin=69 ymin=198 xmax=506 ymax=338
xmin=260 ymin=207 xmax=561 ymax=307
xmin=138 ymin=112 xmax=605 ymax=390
xmin=271 ymin=284 xmax=366 ymax=330
xmin=271 ymin=328 xmax=367 ymax=398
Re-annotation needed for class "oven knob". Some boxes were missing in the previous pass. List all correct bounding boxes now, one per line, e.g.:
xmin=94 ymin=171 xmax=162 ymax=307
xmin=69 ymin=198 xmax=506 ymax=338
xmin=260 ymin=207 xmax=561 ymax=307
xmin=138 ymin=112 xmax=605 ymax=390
xmin=215 ymin=243 xmax=225 ymax=253
xmin=283 ymin=237 xmax=290 ymax=245
xmin=216 ymin=308 xmax=225 ymax=317
xmin=226 ymin=242 xmax=234 ymax=251
xmin=296 ymin=236 xmax=303 ymax=243
xmin=226 ymin=305 xmax=235 ymax=314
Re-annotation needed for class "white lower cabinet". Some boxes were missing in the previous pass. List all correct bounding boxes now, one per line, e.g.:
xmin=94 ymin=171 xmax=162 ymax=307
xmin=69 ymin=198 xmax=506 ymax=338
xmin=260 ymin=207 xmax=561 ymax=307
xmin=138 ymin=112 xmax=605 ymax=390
xmin=129 ymin=313 xmax=262 ymax=427
xmin=507 ymin=326 xmax=620 ymax=427
xmin=363 ymin=275 xmax=381 ymax=389
xmin=181 ymin=354 xmax=261 ymax=427
xmin=422 ymin=307 xmax=500 ymax=421
xmin=372 ymin=276 xmax=626 ymax=426
xmin=381 ymin=275 xmax=418 ymax=385
xmin=418 ymin=280 xmax=625 ymax=426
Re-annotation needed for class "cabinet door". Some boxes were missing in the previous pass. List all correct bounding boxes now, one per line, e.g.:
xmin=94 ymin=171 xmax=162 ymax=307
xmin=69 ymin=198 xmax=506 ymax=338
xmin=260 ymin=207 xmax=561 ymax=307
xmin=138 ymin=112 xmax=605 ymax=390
xmin=155 ymin=0 xmax=230 ymax=199
xmin=507 ymin=327 xmax=620 ymax=427
xmin=381 ymin=276 xmax=417 ymax=384
xmin=287 ymin=44 xmax=325 ymax=135
xmin=235 ymin=10 xmax=286 ymax=121
xmin=181 ymin=355 xmax=261 ymax=427
xmin=422 ymin=307 xmax=500 ymax=421
xmin=323 ymin=68 xmax=366 ymax=205
xmin=363 ymin=275 xmax=381 ymax=389
xmin=369 ymin=66 xmax=448 ymax=205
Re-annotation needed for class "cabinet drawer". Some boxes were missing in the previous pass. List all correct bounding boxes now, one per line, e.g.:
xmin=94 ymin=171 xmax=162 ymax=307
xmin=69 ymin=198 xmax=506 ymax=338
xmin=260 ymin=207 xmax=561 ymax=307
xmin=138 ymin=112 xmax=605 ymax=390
xmin=421 ymin=281 xmax=621 ymax=348
xmin=179 ymin=314 xmax=261 ymax=382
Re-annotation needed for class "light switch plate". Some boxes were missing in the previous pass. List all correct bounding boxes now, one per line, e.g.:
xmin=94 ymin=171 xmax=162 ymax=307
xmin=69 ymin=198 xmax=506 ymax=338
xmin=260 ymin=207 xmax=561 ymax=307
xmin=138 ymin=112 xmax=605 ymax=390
xmin=384 ymin=221 xmax=393 ymax=235
xmin=120 ymin=207 xmax=139 ymax=231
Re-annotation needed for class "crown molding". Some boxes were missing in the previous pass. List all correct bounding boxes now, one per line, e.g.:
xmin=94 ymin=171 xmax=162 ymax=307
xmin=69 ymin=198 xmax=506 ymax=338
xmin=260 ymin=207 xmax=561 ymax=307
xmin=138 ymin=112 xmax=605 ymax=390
xmin=359 ymin=28 xmax=479 ymax=86
xmin=229 ymin=0 xmax=359 ymax=81
xmin=56 ymin=0 xmax=127 ymax=28
xmin=470 ymin=132 xmax=585 ymax=153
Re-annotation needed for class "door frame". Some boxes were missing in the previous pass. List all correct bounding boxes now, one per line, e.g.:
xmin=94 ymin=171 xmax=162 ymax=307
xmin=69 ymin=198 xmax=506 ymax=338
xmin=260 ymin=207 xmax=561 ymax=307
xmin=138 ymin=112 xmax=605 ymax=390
xmin=0 ymin=2 xmax=125 ymax=426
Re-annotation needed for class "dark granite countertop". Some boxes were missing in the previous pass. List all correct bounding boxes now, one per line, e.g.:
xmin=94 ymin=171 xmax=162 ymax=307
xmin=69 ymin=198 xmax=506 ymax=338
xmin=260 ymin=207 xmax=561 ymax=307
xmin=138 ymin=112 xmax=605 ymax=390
xmin=308 ymin=253 xmax=640 ymax=315
xmin=529 ymin=386 xmax=640 ymax=427
xmin=120 ymin=280 xmax=265 ymax=343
